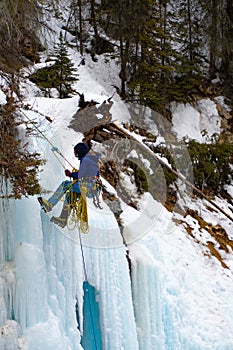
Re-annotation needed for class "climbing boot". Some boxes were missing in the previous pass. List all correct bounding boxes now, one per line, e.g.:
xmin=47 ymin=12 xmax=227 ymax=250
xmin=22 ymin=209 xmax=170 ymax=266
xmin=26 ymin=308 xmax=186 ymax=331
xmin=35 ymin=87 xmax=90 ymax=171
xmin=50 ymin=204 xmax=70 ymax=228
xmin=50 ymin=216 xmax=67 ymax=228
xmin=38 ymin=197 xmax=53 ymax=212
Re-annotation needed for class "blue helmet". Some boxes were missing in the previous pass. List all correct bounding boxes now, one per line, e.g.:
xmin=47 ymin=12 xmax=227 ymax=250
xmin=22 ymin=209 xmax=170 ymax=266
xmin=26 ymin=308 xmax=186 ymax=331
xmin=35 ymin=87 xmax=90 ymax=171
xmin=74 ymin=142 xmax=89 ymax=160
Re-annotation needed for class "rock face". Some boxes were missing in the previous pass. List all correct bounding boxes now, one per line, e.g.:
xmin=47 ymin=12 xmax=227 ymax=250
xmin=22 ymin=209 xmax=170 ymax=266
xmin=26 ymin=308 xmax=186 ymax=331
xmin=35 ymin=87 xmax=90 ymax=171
xmin=69 ymin=99 xmax=114 ymax=139
xmin=215 ymin=100 xmax=233 ymax=142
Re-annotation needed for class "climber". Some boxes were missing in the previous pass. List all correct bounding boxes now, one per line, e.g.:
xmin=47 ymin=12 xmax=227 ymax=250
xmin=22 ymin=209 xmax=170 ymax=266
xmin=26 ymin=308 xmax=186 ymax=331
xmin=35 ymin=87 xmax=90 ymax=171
xmin=38 ymin=142 xmax=101 ymax=228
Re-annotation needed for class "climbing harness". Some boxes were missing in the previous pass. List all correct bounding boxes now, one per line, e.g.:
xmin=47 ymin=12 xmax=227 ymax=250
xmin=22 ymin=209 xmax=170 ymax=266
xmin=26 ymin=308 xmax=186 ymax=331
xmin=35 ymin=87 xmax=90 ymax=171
xmin=79 ymin=177 xmax=103 ymax=209
xmin=62 ymin=176 xmax=103 ymax=232
xmin=60 ymin=177 xmax=103 ymax=233
xmin=66 ymin=177 xmax=104 ymax=232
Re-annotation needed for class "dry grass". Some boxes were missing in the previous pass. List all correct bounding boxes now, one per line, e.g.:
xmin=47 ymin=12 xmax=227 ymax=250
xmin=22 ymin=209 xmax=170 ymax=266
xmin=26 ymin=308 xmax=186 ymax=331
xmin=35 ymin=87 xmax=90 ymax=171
xmin=178 ymin=208 xmax=233 ymax=268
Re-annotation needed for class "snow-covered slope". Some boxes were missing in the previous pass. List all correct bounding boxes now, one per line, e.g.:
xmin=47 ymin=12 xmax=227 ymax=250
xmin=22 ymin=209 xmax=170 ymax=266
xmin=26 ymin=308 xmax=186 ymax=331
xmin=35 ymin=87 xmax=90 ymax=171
xmin=1 ymin=62 xmax=233 ymax=349
xmin=1 ymin=4 xmax=233 ymax=349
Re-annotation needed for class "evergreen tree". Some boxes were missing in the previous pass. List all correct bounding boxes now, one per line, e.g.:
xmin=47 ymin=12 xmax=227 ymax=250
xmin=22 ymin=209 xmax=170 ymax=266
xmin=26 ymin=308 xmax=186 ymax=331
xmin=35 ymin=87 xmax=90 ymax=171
xmin=97 ymin=0 xmax=173 ymax=105
xmin=65 ymin=0 xmax=85 ymax=55
xmin=206 ymin=0 xmax=222 ymax=79
xmin=99 ymin=0 xmax=141 ymax=97
xmin=30 ymin=32 xmax=78 ymax=98
xmin=0 ymin=97 xmax=44 ymax=199
xmin=53 ymin=32 xmax=78 ymax=98
xmin=187 ymin=137 xmax=233 ymax=193
xmin=30 ymin=65 xmax=57 ymax=97
xmin=220 ymin=0 xmax=233 ymax=88
xmin=167 ymin=0 xmax=207 ymax=101
xmin=129 ymin=0 xmax=173 ymax=112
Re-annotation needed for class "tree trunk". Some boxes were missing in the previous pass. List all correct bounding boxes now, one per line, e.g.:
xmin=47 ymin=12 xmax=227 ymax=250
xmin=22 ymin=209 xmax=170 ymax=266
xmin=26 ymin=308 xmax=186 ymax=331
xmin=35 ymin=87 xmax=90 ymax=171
xmin=221 ymin=0 xmax=233 ymax=83
xmin=89 ymin=0 xmax=99 ymax=54
xmin=209 ymin=0 xmax=218 ymax=78
xmin=187 ymin=0 xmax=193 ymax=61
xmin=78 ymin=0 xmax=83 ymax=55
xmin=119 ymin=37 xmax=129 ymax=98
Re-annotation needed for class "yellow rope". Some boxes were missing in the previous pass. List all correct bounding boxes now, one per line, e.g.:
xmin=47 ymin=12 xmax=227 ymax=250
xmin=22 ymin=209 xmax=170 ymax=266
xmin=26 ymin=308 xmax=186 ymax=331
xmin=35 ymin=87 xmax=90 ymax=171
xmin=75 ymin=195 xmax=89 ymax=233
xmin=66 ymin=198 xmax=89 ymax=233
xmin=66 ymin=185 xmax=89 ymax=233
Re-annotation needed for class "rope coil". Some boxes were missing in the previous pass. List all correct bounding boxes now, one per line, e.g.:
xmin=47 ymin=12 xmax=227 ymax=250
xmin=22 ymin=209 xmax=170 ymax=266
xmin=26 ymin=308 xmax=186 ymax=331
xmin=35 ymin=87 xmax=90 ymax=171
xmin=67 ymin=195 xmax=89 ymax=233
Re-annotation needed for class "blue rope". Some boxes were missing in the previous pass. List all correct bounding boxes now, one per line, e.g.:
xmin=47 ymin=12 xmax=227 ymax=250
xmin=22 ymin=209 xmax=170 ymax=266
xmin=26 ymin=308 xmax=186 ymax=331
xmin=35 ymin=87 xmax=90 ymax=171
xmin=78 ymin=227 xmax=88 ymax=281
xmin=78 ymin=227 xmax=99 ymax=350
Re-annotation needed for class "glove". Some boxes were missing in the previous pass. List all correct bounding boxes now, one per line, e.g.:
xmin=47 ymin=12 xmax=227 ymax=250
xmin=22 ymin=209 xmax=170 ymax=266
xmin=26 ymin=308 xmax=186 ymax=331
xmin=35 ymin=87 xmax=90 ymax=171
xmin=65 ymin=169 xmax=71 ymax=177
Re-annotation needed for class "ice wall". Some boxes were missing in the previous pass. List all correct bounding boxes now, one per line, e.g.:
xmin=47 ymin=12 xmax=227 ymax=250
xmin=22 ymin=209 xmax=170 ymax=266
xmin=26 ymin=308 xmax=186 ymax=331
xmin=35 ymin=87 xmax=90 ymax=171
xmin=0 ymin=190 xmax=140 ymax=350
xmin=0 ymin=199 xmax=22 ymax=349
xmin=130 ymin=243 xmax=165 ymax=350
xmin=0 ymin=195 xmax=82 ymax=350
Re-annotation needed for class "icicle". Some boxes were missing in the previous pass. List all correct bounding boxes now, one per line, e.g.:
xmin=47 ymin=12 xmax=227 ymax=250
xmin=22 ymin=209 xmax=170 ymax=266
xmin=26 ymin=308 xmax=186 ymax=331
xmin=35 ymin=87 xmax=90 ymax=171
xmin=14 ymin=243 xmax=48 ymax=329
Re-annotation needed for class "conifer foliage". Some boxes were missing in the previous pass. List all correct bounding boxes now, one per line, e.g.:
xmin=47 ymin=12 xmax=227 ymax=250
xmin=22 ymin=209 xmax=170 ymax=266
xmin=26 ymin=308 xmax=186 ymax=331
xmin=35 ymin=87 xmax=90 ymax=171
xmin=83 ymin=0 xmax=233 ymax=107
xmin=0 ymin=0 xmax=42 ymax=71
xmin=129 ymin=0 xmax=173 ymax=112
xmin=30 ymin=33 xmax=78 ymax=98
xmin=187 ymin=137 xmax=233 ymax=193
xmin=53 ymin=32 xmax=79 ymax=98
xmin=0 ymin=97 xmax=44 ymax=199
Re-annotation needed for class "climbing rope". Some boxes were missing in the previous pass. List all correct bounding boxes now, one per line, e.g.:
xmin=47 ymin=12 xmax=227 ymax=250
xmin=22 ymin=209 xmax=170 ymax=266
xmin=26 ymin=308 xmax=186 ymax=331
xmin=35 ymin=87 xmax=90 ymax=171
xmin=74 ymin=196 xmax=89 ymax=233
xmin=67 ymin=196 xmax=89 ymax=233
xmin=66 ymin=180 xmax=103 ymax=233
xmin=78 ymin=226 xmax=88 ymax=280
xmin=57 ymin=180 xmax=89 ymax=233
xmin=20 ymin=108 xmax=74 ymax=169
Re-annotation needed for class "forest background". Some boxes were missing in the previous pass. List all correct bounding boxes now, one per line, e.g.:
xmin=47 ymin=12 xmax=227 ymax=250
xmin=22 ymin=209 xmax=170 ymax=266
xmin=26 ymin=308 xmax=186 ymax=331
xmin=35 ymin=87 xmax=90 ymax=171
xmin=0 ymin=0 xmax=233 ymax=200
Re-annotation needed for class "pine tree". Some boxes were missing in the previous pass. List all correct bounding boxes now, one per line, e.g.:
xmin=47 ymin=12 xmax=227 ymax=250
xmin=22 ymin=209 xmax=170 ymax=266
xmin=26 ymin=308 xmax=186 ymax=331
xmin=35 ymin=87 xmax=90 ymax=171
xmin=220 ymin=1 xmax=233 ymax=88
xmin=0 ymin=96 xmax=44 ymax=199
xmin=187 ymin=137 xmax=233 ymax=193
xmin=129 ymin=0 xmax=173 ymax=112
xmin=207 ymin=0 xmax=221 ymax=79
xmin=98 ymin=0 xmax=139 ymax=97
xmin=30 ymin=33 xmax=78 ymax=98
xmin=167 ymin=0 xmax=207 ymax=101
xmin=53 ymin=32 xmax=78 ymax=98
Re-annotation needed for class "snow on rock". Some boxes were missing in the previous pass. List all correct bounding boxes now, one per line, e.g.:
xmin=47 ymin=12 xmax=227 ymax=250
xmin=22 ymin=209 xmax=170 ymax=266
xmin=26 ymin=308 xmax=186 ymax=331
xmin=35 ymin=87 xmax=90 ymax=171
xmin=121 ymin=188 xmax=233 ymax=350
xmin=143 ymin=200 xmax=233 ymax=350
xmin=0 ymin=88 xmax=7 ymax=105
xmin=171 ymin=98 xmax=221 ymax=142
xmin=0 ymin=320 xmax=21 ymax=350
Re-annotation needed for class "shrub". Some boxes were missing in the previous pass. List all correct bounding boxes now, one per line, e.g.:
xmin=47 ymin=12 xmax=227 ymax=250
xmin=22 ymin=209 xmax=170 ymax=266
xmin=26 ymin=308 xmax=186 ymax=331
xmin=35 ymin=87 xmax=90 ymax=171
xmin=187 ymin=138 xmax=233 ymax=192
xmin=0 ymin=97 xmax=44 ymax=199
